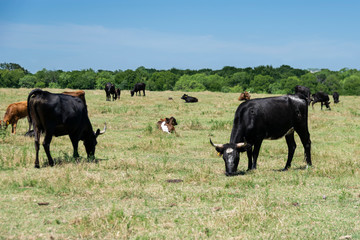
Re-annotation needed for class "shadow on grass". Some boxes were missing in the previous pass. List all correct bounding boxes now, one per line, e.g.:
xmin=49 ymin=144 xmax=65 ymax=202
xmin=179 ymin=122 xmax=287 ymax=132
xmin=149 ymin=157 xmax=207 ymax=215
xmin=40 ymin=153 xmax=109 ymax=168
xmin=272 ymin=165 xmax=310 ymax=172
xmin=225 ymin=170 xmax=246 ymax=177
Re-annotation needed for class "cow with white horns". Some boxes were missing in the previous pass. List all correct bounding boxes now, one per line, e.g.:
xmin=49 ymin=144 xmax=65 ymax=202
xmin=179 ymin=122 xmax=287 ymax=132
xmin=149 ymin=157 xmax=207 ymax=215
xmin=210 ymin=95 xmax=312 ymax=176
xmin=27 ymin=89 xmax=106 ymax=168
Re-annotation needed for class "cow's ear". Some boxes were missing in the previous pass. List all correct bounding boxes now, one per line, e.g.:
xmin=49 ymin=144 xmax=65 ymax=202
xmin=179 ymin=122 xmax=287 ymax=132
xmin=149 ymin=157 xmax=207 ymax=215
xmin=215 ymin=147 xmax=224 ymax=155
xmin=95 ymin=123 xmax=107 ymax=137
xmin=95 ymin=129 xmax=101 ymax=137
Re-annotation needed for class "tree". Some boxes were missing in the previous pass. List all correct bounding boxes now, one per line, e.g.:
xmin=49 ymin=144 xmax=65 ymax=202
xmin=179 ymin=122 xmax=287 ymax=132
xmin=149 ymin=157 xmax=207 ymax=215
xmin=343 ymin=74 xmax=360 ymax=95
xmin=269 ymin=76 xmax=300 ymax=94
xmin=115 ymin=70 xmax=137 ymax=90
xmin=174 ymin=75 xmax=206 ymax=92
xmin=226 ymin=71 xmax=252 ymax=89
xmin=250 ymin=74 xmax=274 ymax=93
xmin=147 ymin=71 xmax=178 ymax=91
xmin=0 ymin=62 xmax=29 ymax=74
xmin=66 ymin=69 xmax=96 ymax=89
xmin=201 ymin=74 xmax=224 ymax=92
xmin=0 ymin=69 xmax=25 ymax=88
xmin=322 ymin=74 xmax=341 ymax=93
xmin=96 ymin=71 xmax=114 ymax=89
xmin=19 ymin=75 xmax=37 ymax=88
xmin=300 ymin=73 xmax=318 ymax=93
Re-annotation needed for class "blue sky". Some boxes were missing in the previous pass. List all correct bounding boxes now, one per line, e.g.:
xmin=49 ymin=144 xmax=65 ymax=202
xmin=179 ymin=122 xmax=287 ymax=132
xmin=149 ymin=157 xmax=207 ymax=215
xmin=1 ymin=0 xmax=359 ymax=73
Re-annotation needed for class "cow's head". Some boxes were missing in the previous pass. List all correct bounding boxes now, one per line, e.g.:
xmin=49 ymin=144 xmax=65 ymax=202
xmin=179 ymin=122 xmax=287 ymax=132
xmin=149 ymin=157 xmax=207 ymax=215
xmin=130 ymin=90 xmax=135 ymax=97
xmin=84 ymin=123 xmax=106 ymax=159
xmin=167 ymin=117 xmax=177 ymax=126
xmin=181 ymin=94 xmax=188 ymax=100
xmin=325 ymin=101 xmax=331 ymax=109
xmin=210 ymin=139 xmax=248 ymax=176
xmin=0 ymin=120 xmax=10 ymax=129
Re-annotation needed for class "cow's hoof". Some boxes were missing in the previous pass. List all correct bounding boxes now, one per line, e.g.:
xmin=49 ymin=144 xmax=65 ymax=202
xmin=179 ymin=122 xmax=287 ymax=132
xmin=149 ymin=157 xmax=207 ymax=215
xmin=35 ymin=165 xmax=40 ymax=169
xmin=282 ymin=168 xmax=289 ymax=171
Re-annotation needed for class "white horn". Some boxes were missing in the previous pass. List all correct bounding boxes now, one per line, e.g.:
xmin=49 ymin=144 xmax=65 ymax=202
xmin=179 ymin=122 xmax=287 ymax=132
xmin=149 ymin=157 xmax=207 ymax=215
xmin=99 ymin=122 xmax=106 ymax=135
xmin=210 ymin=138 xmax=224 ymax=148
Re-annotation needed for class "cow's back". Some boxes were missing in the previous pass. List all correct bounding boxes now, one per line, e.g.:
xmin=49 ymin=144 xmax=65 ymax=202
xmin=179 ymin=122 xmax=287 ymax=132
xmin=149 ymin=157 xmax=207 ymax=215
xmin=135 ymin=83 xmax=145 ymax=91
xmin=230 ymin=95 xmax=307 ymax=143
xmin=4 ymin=101 xmax=28 ymax=123
xmin=62 ymin=90 xmax=86 ymax=105
xmin=28 ymin=90 xmax=88 ymax=135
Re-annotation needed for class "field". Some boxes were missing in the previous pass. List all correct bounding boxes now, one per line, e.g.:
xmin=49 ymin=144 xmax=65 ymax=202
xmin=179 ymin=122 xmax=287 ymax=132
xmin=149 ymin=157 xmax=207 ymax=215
xmin=0 ymin=88 xmax=359 ymax=239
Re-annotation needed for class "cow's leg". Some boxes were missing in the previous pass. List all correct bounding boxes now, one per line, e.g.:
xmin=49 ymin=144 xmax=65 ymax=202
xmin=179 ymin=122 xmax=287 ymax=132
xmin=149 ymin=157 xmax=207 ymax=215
xmin=43 ymin=133 xmax=54 ymax=167
xmin=246 ymin=147 xmax=253 ymax=171
xmin=27 ymin=116 xmax=32 ymax=132
xmin=70 ymin=135 xmax=79 ymax=158
xmin=34 ymin=130 xmax=41 ymax=168
xmin=143 ymin=89 xmax=146 ymax=96
xmin=12 ymin=123 xmax=16 ymax=134
xmin=321 ymin=102 xmax=323 ymax=110
xmin=312 ymin=101 xmax=315 ymax=110
xmin=327 ymin=102 xmax=331 ymax=110
xmin=284 ymin=132 xmax=297 ymax=170
xmin=252 ymin=140 xmax=263 ymax=169
xmin=297 ymin=130 xmax=312 ymax=167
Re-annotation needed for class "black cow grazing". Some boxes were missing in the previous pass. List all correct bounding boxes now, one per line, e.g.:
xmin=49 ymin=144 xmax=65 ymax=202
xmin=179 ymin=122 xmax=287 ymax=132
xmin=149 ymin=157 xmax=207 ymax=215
xmin=294 ymin=85 xmax=312 ymax=105
xmin=312 ymin=91 xmax=331 ymax=110
xmin=105 ymin=83 xmax=116 ymax=101
xmin=210 ymin=95 xmax=312 ymax=176
xmin=333 ymin=92 xmax=340 ymax=104
xmin=181 ymin=94 xmax=198 ymax=103
xmin=27 ymin=89 xmax=106 ymax=168
xmin=114 ymin=88 xmax=121 ymax=100
xmin=131 ymin=83 xmax=146 ymax=97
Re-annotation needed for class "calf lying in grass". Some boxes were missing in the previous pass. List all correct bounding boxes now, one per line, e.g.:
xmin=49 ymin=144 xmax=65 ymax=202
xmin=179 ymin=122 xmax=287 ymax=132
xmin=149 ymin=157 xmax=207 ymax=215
xmin=157 ymin=117 xmax=177 ymax=134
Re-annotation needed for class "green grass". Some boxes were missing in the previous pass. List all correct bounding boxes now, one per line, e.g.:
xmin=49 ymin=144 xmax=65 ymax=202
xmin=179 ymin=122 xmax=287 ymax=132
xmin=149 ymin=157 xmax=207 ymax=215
xmin=0 ymin=88 xmax=359 ymax=239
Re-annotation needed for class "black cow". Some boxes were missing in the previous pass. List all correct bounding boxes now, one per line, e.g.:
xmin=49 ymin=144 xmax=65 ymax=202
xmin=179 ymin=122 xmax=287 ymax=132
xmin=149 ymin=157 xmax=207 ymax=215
xmin=114 ymin=88 xmax=121 ymax=100
xmin=294 ymin=85 xmax=312 ymax=105
xmin=27 ymin=89 xmax=106 ymax=168
xmin=131 ymin=83 xmax=146 ymax=97
xmin=181 ymin=94 xmax=198 ymax=103
xmin=333 ymin=92 xmax=340 ymax=104
xmin=312 ymin=92 xmax=331 ymax=110
xmin=210 ymin=95 xmax=312 ymax=176
xmin=105 ymin=83 xmax=116 ymax=101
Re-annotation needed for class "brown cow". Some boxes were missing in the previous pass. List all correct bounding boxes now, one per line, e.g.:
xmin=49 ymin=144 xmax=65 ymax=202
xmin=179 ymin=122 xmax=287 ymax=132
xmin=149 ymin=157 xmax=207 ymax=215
xmin=62 ymin=90 xmax=86 ymax=105
xmin=1 ymin=101 xmax=31 ymax=134
xmin=157 ymin=117 xmax=177 ymax=134
xmin=238 ymin=91 xmax=251 ymax=101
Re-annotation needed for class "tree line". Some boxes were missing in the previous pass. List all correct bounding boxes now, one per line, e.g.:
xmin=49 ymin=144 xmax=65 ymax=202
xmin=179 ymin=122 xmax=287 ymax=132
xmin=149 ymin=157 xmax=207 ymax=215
xmin=1 ymin=63 xmax=359 ymax=95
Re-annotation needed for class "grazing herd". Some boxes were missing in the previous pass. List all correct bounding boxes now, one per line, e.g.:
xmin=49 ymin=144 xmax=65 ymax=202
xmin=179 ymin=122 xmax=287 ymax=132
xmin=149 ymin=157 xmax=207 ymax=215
xmin=1 ymin=83 xmax=342 ymax=174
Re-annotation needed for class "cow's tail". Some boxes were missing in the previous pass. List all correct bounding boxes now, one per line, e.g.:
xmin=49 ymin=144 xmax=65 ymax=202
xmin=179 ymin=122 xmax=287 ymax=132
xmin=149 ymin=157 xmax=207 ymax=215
xmin=27 ymin=89 xmax=43 ymax=124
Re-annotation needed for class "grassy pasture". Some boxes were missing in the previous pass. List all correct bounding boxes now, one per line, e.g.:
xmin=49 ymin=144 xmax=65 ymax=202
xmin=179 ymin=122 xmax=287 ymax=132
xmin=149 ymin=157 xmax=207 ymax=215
xmin=0 ymin=88 xmax=359 ymax=239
